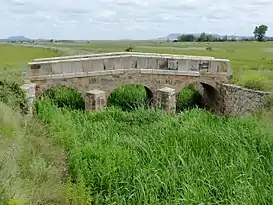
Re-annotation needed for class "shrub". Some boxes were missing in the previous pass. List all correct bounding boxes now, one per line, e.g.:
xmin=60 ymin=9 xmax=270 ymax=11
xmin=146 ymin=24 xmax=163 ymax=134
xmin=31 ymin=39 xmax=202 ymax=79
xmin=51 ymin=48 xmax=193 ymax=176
xmin=125 ymin=46 xmax=133 ymax=52
xmin=0 ymin=80 xmax=28 ymax=114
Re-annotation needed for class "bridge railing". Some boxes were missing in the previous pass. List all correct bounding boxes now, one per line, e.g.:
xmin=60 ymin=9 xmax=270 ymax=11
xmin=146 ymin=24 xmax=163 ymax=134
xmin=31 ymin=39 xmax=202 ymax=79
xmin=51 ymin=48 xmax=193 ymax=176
xmin=25 ymin=53 xmax=231 ymax=80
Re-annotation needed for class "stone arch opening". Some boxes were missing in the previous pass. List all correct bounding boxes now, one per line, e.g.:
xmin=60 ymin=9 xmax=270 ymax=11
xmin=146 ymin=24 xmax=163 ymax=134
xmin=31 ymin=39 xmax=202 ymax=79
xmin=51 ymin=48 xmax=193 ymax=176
xmin=107 ymin=84 xmax=153 ymax=111
xmin=176 ymin=82 xmax=220 ymax=112
xmin=200 ymin=82 xmax=220 ymax=113
xmin=37 ymin=85 xmax=85 ymax=110
xmin=176 ymin=84 xmax=204 ymax=112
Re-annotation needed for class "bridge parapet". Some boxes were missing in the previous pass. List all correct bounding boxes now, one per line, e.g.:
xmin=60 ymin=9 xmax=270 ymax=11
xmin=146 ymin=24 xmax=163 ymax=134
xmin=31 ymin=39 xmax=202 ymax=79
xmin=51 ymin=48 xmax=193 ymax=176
xmin=26 ymin=52 xmax=232 ymax=82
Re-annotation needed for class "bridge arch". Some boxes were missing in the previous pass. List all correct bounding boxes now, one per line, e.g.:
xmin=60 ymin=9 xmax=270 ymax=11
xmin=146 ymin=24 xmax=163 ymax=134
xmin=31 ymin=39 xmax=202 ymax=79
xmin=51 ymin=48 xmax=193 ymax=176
xmin=177 ymin=80 xmax=221 ymax=112
xmin=106 ymin=84 xmax=154 ymax=111
xmin=38 ymin=85 xmax=85 ymax=110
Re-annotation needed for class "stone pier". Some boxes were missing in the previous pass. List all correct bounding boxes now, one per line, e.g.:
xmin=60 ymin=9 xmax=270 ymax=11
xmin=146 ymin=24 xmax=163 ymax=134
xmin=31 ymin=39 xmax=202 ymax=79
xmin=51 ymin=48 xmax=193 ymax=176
xmin=155 ymin=87 xmax=177 ymax=113
xmin=85 ymin=89 xmax=107 ymax=111
xmin=20 ymin=83 xmax=36 ymax=116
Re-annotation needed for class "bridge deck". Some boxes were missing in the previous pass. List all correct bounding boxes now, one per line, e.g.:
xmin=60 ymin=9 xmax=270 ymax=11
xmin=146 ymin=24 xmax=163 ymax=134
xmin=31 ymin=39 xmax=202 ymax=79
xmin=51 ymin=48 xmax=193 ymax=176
xmin=25 ymin=52 xmax=232 ymax=82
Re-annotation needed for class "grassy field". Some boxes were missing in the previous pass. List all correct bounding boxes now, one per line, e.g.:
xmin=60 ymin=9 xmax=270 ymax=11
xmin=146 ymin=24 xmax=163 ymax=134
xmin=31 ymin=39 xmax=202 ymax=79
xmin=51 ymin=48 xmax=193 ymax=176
xmin=1 ymin=42 xmax=273 ymax=204
xmin=0 ymin=44 xmax=65 ymax=82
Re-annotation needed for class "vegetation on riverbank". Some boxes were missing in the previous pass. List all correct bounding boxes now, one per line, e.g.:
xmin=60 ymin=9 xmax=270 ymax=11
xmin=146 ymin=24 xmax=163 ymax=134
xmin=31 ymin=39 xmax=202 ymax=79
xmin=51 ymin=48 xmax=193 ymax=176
xmin=1 ymin=43 xmax=273 ymax=204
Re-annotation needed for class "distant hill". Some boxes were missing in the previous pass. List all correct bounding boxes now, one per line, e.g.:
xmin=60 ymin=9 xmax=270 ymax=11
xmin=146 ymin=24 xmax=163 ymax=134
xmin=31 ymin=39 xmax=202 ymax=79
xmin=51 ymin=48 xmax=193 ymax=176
xmin=7 ymin=36 xmax=31 ymax=41
xmin=155 ymin=33 xmax=253 ymax=41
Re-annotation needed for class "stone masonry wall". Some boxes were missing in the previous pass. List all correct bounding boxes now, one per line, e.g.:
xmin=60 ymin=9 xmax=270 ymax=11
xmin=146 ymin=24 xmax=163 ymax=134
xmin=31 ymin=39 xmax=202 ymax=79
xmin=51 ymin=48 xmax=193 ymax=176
xmin=219 ymin=84 xmax=273 ymax=116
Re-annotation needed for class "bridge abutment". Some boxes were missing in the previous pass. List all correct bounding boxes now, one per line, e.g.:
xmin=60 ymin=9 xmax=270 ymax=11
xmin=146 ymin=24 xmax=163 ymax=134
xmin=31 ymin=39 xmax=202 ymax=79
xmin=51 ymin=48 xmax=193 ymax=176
xmin=85 ymin=89 xmax=107 ymax=111
xmin=154 ymin=87 xmax=177 ymax=113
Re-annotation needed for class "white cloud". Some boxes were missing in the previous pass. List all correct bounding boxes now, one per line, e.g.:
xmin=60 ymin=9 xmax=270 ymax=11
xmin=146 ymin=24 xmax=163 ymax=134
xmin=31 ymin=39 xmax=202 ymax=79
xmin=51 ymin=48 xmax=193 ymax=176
xmin=0 ymin=0 xmax=273 ymax=40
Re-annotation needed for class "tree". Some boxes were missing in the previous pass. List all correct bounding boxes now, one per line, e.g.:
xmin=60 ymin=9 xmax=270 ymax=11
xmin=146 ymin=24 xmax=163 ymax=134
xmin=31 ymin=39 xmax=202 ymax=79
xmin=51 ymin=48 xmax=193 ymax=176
xmin=253 ymin=25 xmax=268 ymax=42
xmin=178 ymin=34 xmax=195 ymax=42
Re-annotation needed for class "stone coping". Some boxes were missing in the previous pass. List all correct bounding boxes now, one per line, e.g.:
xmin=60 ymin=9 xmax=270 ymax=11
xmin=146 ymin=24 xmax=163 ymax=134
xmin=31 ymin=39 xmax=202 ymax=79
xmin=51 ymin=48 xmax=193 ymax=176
xmin=31 ymin=52 xmax=216 ymax=62
xmin=29 ymin=52 xmax=228 ymax=65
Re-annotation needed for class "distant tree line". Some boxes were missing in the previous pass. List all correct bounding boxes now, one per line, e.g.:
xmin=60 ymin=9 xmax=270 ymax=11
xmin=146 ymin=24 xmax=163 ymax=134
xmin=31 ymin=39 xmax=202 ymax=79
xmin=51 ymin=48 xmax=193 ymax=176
xmin=174 ymin=25 xmax=270 ymax=43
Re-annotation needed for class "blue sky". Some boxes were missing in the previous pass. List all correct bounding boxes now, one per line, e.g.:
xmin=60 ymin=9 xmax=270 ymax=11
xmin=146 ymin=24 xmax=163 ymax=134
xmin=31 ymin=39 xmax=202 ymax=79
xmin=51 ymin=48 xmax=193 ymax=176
xmin=1 ymin=0 xmax=272 ymax=40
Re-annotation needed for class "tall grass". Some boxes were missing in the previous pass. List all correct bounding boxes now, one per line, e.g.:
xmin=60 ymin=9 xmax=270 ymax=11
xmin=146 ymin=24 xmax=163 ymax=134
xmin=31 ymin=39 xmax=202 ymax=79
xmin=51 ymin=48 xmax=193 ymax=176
xmin=107 ymin=84 xmax=148 ymax=111
xmin=0 ymin=102 xmax=67 ymax=204
xmin=41 ymin=86 xmax=85 ymax=110
xmin=34 ymin=94 xmax=273 ymax=204
xmin=0 ymin=79 xmax=28 ymax=114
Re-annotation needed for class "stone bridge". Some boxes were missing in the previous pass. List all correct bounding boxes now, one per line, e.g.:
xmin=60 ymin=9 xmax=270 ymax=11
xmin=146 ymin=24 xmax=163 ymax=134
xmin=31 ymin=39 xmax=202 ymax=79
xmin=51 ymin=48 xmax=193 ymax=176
xmin=21 ymin=50 xmax=273 ymax=117
xmin=22 ymin=52 xmax=233 ymax=113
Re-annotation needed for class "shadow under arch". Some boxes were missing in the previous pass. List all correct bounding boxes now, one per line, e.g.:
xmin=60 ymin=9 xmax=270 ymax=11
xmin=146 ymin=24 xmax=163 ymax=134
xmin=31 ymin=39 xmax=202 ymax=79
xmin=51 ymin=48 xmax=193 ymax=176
xmin=199 ymin=82 xmax=221 ymax=113
xmin=37 ymin=85 xmax=85 ymax=110
xmin=177 ymin=81 xmax=221 ymax=113
xmin=107 ymin=84 xmax=154 ymax=111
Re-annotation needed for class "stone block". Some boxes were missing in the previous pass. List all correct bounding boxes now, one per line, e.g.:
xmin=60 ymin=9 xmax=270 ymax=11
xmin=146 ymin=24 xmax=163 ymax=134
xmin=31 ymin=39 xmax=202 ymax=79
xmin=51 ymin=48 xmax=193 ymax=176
xmin=103 ymin=58 xmax=115 ymax=70
xmin=61 ymin=61 xmax=73 ymax=74
xmin=90 ymin=59 xmax=104 ymax=71
xmin=167 ymin=59 xmax=178 ymax=70
xmin=71 ymin=61 xmax=83 ymax=73
xmin=112 ymin=57 xmax=125 ymax=69
xmin=118 ymin=56 xmax=132 ymax=69
xmin=51 ymin=62 xmax=62 ymax=74
xmin=154 ymin=87 xmax=176 ymax=113
xmin=210 ymin=60 xmax=229 ymax=73
xmin=136 ymin=57 xmax=149 ymax=69
xmin=37 ymin=63 xmax=52 ymax=75
xmin=147 ymin=57 xmax=158 ymax=69
xmin=189 ymin=60 xmax=200 ymax=72
xmin=82 ymin=59 xmax=93 ymax=72
xmin=85 ymin=89 xmax=106 ymax=111
xmin=199 ymin=60 xmax=210 ymax=72
xmin=129 ymin=56 xmax=138 ymax=68
xmin=158 ymin=58 xmax=168 ymax=70
xmin=20 ymin=83 xmax=36 ymax=116
xmin=177 ymin=59 xmax=189 ymax=71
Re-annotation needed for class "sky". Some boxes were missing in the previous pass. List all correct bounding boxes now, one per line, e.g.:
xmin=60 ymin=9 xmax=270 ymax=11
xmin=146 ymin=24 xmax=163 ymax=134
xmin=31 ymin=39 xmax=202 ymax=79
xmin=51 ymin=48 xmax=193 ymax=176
xmin=1 ymin=0 xmax=273 ymax=40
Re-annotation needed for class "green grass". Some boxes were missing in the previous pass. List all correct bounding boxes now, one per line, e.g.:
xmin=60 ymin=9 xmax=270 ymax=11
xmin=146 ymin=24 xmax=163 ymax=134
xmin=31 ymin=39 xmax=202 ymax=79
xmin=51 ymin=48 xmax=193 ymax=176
xmin=0 ymin=44 xmax=65 ymax=82
xmin=35 ymin=99 xmax=273 ymax=204
xmin=107 ymin=84 xmax=149 ymax=111
xmin=0 ymin=102 xmax=66 ymax=204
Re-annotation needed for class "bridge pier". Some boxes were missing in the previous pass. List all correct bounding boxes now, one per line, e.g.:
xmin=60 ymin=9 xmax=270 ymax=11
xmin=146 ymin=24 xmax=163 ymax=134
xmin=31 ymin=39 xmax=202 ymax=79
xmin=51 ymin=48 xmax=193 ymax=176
xmin=154 ymin=87 xmax=177 ymax=113
xmin=21 ymin=83 xmax=36 ymax=116
xmin=85 ymin=89 xmax=106 ymax=111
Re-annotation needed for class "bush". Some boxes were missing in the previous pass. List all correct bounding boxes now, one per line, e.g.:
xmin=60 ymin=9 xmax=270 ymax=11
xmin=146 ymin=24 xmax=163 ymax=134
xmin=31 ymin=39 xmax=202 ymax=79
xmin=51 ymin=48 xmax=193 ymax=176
xmin=177 ymin=85 xmax=203 ymax=111
xmin=0 ymin=80 xmax=28 ymax=114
